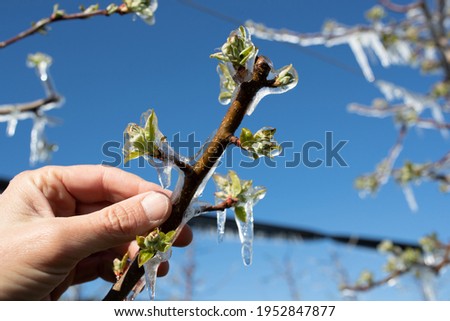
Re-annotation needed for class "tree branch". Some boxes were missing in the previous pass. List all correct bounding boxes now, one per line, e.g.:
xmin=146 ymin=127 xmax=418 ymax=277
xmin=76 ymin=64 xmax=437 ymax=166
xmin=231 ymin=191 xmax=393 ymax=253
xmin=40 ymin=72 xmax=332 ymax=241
xmin=103 ymin=56 xmax=274 ymax=301
xmin=379 ymin=0 xmax=422 ymax=13
xmin=0 ymin=96 xmax=61 ymax=116
xmin=0 ymin=6 xmax=129 ymax=49
xmin=229 ymin=135 xmax=241 ymax=147
xmin=196 ymin=197 xmax=238 ymax=213
xmin=419 ymin=1 xmax=450 ymax=81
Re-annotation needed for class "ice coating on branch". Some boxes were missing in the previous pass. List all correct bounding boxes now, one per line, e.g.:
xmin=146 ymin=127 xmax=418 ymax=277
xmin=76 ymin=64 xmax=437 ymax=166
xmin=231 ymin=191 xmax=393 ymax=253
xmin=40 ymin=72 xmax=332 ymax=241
xmin=171 ymin=170 xmax=185 ymax=203
xmin=246 ymin=20 xmax=414 ymax=82
xmin=246 ymin=64 xmax=298 ymax=116
xmin=387 ymin=278 xmax=398 ymax=287
xmin=136 ymin=0 xmax=158 ymax=25
xmin=124 ymin=109 xmax=192 ymax=189
xmin=0 ymin=53 xmax=62 ymax=164
xmin=150 ymin=138 xmax=175 ymax=189
xmin=146 ymin=156 xmax=172 ymax=189
xmin=216 ymin=63 xmax=237 ymax=105
xmin=194 ymin=153 xmax=223 ymax=199
xmin=142 ymin=249 xmax=171 ymax=300
xmin=124 ymin=0 xmax=158 ymax=25
xmin=0 ymin=108 xmax=38 ymax=136
xmin=376 ymin=81 xmax=447 ymax=136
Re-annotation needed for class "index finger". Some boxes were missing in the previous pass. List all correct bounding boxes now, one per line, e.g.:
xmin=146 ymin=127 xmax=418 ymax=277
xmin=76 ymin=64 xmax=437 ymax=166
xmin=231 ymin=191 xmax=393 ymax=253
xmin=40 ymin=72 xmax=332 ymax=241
xmin=53 ymin=165 xmax=166 ymax=203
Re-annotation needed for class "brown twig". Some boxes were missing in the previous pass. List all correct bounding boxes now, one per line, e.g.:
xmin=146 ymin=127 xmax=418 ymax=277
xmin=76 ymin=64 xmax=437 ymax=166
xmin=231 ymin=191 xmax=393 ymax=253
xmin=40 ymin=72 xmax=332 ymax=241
xmin=343 ymin=268 xmax=408 ymax=292
xmin=343 ymin=242 xmax=450 ymax=293
xmin=197 ymin=197 xmax=238 ymax=213
xmin=419 ymin=1 xmax=450 ymax=81
xmin=103 ymin=56 xmax=275 ymax=301
xmin=0 ymin=96 xmax=61 ymax=116
xmin=0 ymin=6 xmax=129 ymax=49
xmin=229 ymin=135 xmax=241 ymax=147
xmin=379 ymin=0 xmax=422 ymax=13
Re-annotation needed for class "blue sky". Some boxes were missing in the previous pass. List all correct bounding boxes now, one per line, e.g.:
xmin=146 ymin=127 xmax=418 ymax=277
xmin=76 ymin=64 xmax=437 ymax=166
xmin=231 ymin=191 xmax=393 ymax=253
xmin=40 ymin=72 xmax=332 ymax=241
xmin=1 ymin=0 xmax=449 ymax=300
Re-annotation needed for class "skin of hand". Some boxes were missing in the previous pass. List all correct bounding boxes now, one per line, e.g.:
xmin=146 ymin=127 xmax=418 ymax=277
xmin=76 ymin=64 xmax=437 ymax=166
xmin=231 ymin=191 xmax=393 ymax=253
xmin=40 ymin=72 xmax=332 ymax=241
xmin=0 ymin=165 xmax=192 ymax=300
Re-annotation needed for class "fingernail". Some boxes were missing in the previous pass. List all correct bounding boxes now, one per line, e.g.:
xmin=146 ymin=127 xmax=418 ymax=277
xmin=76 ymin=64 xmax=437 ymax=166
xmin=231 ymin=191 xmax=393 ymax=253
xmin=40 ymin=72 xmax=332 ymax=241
xmin=141 ymin=192 xmax=171 ymax=223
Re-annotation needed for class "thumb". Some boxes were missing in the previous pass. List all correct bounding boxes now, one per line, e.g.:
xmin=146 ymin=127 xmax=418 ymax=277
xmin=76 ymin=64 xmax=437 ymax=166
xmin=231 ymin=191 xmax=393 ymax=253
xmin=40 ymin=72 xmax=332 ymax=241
xmin=63 ymin=191 xmax=171 ymax=256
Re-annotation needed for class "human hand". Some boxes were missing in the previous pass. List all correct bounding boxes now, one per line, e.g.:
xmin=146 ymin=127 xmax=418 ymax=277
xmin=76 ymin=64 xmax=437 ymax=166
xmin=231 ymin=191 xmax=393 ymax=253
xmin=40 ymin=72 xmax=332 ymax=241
xmin=0 ymin=165 xmax=192 ymax=300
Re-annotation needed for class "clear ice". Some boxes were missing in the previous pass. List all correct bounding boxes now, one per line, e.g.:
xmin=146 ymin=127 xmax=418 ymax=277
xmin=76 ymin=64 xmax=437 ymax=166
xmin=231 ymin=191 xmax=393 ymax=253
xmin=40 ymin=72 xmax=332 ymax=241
xmin=234 ymin=200 xmax=254 ymax=266
xmin=30 ymin=116 xmax=56 ymax=165
xmin=246 ymin=65 xmax=298 ymax=116
xmin=141 ymin=249 xmax=171 ymax=301
xmin=246 ymin=20 xmax=415 ymax=82
xmin=193 ymin=153 xmax=223 ymax=199
xmin=216 ymin=205 xmax=226 ymax=243
xmin=146 ymin=156 xmax=172 ymax=189
xmin=401 ymin=184 xmax=418 ymax=212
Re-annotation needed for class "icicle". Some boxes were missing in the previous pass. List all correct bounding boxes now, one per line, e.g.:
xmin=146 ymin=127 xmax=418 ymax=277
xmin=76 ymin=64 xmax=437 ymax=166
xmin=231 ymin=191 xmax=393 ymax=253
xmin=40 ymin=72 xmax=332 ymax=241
xmin=142 ymin=249 xmax=171 ymax=300
xmin=143 ymin=260 xmax=159 ymax=300
xmin=6 ymin=118 xmax=18 ymax=137
xmin=348 ymin=36 xmax=375 ymax=82
xmin=387 ymin=40 xmax=412 ymax=65
xmin=30 ymin=116 xmax=56 ymax=165
xmin=217 ymin=207 xmax=227 ymax=243
xmin=430 ymin=102 xmax=448 ymax=138
xmin=127 ymin=277 xmax=146 ymax=301
xmin=234 ymin=200 xmax=254 ymax=266
xmin=417 ymin=267 xmax=437 ymax=300
xmin=402 ymin=184 xmax=418 ymax=212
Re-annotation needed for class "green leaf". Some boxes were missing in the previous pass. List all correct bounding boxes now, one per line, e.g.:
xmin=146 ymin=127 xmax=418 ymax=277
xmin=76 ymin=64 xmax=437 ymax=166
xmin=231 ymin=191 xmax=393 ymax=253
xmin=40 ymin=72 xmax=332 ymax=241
xmin=123 ymin=149 xmax=142 ymax=164
xmin=82 ymin=4 xmax=100 ymax=14
xmin=138 ymin=249 xmax=155 ymax=267
xmin=356 ymin=270 xmax=374 ymax=286
xmin=213 ymin=173 xmax=229 ymax=190
xmin=210 ymin=52 xmax=227 ymax=62
xmin=240 ymin=179 xmax=253 ymax=193
xmin=106 ymin=3 xmax=119 ymax=15
xmin=52 ymin=4 xmax=65 ymax=18
xmin=27 ymin=52 xmax=52 ymax=67
xmin=229 ymin=170 xmax=242 ymax=197
xmin=255 ymin=127 xmax=276 ymax=139
xmin=240 ymin=128 xmax=254 ymax=146
xmin=144 ymin=109 xmax=158 ymax=143
xmin=165 ymin=230 xmax=176 ymax=241
xmin=234 ymin=206 xmax=247 ymax=223
xmin=239 ymin=25 xmax=246 ymax=39
xmin=136 ymin=235 xmax=146 ymax=248
xmin=252 ymin=186 xmax=267 ymax=201
xmin=214 ymin=191 xmax=228 ymax=200
xmin=239 ymin=46 xmax=255 ymax=65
